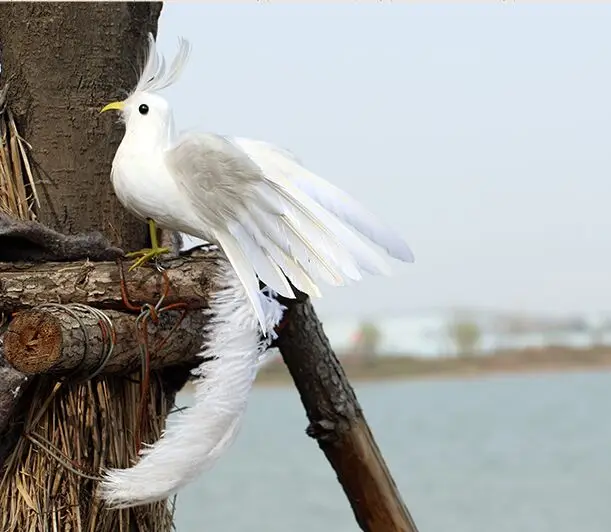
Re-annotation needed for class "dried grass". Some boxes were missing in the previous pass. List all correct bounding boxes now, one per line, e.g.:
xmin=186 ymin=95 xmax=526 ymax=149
xmin=0 ymin=84 xmax=39 ymax=222
xmin=0 ymin=87 xmax=176 ymax=530
xmin=0 ymin=376 xmax=176 ymax=532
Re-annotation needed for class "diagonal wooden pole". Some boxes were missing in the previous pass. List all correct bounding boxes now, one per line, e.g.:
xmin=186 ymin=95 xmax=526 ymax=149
xmin=274 ymin=294 xmax=420 ymax=532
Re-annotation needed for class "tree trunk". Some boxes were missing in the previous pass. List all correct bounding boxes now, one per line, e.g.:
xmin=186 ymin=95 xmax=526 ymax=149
xmin=0 ymin=1 xmax=161 ymax=249
xmin=0 ymin=3 xmax=171 ymax=531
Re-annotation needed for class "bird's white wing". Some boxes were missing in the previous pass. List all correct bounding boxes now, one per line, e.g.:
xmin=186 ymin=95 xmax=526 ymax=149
xmin=164 ymin=133 xmax=352 ymax=326
xmin=231 ymin=137 xmax=415 ymax=264
xmin=165 ymin=132 xmax=412 ymax=329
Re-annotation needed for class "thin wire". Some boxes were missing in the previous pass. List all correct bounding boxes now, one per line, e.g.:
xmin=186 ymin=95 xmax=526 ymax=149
xmin=35 ymin=303 xmax=116 ymax=382
xmin=69 ymin=304 xmax=116 ymax=381
xmin=124 ymin=265 xmax=188 ymax=453
xmin=0 ymin=312 xmax=8 ymax=336
xmin=116 ymin=258 xmax=190 ymax=453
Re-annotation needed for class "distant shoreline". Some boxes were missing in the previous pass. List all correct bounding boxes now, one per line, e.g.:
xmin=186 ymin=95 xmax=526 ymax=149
xmin=253 ymin=346 xmax=611 ymax=387
xmin=179 ymin=346 xmax=611 ymax=392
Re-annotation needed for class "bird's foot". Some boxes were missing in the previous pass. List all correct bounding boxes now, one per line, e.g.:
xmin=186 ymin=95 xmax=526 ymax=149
xmin=125 ymin=246 xmax=170 ymax=271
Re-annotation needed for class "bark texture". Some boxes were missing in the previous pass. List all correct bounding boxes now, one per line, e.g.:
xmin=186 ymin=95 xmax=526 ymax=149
xmin=0 ymin=253 xmax=220 ymax=312
xmin=275 ymin=297 xmax=420 ymax=532
xmin=0 ymin=2 xmax=162 ymax=249
xmin=0 ymin=350 xmax=27 ymax=435
xmin=0 ymin=349 xmax=28 ymax=468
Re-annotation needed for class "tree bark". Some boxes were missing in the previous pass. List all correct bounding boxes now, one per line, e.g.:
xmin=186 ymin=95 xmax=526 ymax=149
xmin=0 ymin=352 xmax=27 ymax=436
xmin=0 ymin=2 xmax=162 ymax=249
xmin=275 ymin=296 xmax=420 ymax=532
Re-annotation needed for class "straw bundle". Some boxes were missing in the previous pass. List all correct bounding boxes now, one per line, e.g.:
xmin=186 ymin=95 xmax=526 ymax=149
xmin=0 ymin=377 xmax=175 ymax=531
xmin=0 ymin=84 xmax=39 ymax=222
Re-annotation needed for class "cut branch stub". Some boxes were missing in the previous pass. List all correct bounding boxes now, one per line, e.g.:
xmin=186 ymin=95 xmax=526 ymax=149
xmin=4 ymin=305 xmax=207 ymax=377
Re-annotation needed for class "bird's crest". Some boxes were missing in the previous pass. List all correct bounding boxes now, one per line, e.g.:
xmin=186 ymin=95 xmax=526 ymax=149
xmin=134 ymin=32 xmax=191 ymax=95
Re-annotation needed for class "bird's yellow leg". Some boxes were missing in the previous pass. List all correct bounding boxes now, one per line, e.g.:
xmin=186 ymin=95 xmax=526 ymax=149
xmin=125 ymin=219 xmax=170 ymax=271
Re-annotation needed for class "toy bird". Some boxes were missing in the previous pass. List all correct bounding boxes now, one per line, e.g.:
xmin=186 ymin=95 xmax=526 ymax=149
xmin=101 ymin=34 xmax=414 ymax=331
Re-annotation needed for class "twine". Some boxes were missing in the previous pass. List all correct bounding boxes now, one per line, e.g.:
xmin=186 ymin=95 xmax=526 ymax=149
xmin=36 ymin=302 xmax=116 ymax=382
xmin=117 ymin=261 xmax=188 ymax=453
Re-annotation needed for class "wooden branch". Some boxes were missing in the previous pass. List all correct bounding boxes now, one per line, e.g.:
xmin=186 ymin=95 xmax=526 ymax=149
xmin=0 ymin=252 xmax=221 ymax=313
xmin=275 ymin=296 xmax=419 ymax=532
xmin=3 ymin=306 xmax=207 ymax=377
xmin=0 ymin=350 xmax=29 ymax=467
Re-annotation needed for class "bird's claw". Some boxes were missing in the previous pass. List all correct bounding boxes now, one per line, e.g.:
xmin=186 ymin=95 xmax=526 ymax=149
xmin=126 ymin=247 xmax=170 ymax=271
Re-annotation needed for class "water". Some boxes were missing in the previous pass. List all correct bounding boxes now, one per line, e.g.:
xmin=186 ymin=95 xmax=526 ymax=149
xmin=173 ymin=370 xmax=611 ymax=531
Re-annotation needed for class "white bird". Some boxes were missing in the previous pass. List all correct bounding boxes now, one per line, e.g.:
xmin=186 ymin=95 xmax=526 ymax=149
xmin=101 ymin=34 xmax=414 ymax=330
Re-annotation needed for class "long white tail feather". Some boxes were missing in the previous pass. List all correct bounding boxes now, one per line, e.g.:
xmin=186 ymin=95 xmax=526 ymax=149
xmin=97 ymin=261 xmax=284 ymax=507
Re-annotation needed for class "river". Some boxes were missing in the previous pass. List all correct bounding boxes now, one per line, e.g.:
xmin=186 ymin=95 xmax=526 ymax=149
xmin=173 ymin=370 xmax=610 ymax=531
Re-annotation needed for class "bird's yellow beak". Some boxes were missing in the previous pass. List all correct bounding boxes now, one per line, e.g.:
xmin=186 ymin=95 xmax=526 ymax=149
xmin=100 ymin=101 xmax=125 ymax=113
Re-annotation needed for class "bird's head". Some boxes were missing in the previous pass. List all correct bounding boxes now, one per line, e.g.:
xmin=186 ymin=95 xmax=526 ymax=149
xmin=100 ymin=33 xmax=190 ymax=139
xmin=101 ymin=92 xmax=172 ymax=137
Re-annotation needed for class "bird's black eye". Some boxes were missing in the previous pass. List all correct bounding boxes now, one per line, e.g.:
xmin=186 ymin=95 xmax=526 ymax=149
xmin=139 ymin=104 xmax=149 ymax=115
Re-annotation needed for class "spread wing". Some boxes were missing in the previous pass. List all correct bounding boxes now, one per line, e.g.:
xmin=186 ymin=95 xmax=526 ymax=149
xmin=230 ymin=137 xmax=415 ymax=263
xmin=165 ymin=132 xmax=412 ymax=329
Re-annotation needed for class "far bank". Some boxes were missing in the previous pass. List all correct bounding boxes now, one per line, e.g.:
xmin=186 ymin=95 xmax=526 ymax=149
xmin=253 ymin=345 xmax=611 ymax=386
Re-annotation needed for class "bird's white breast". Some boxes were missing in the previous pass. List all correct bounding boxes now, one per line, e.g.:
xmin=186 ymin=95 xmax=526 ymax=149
xmin=110 ymin=140 xmax=215 ymax=244
xmin=111 ymin=149 xmax=189 ymax=231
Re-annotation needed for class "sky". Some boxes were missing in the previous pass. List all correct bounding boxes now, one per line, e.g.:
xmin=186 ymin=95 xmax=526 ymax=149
xmin=156 ymin=4 xmax=611 ymax=320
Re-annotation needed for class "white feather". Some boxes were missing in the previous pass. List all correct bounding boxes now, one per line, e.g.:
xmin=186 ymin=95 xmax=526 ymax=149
xmin=108 ymin=33 xmax=414 ymax=323
xmin=213 ymin=230 xmax=267 ymax=331
xmin=219 ymin=137 xmax=392 ymax=279
xmin=228 ymin=218 xmax=295 ymax=299
xmin=232 ymin=137 xmax=415 ymax=264
xmin=98 ymin=260 xmax=285 ymax=507
xmin=135 ymin=33 xmax=192 ymax=95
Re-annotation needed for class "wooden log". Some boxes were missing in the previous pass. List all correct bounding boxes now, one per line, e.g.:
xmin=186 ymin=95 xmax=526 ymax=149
xmin=3 ymin=305 xmax=207 ymax=377
xmin=275 ymin=296 xmax=419 ymax=532
xmin=0 ymin=252 xmax=221 ymax=313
